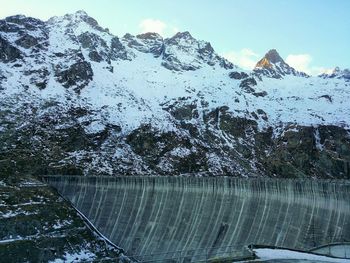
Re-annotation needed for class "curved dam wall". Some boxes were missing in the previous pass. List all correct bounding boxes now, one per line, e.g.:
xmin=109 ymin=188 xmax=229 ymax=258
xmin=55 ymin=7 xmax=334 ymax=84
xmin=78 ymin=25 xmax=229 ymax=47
xmin=44 ymin=176 xmax=350 ymax=260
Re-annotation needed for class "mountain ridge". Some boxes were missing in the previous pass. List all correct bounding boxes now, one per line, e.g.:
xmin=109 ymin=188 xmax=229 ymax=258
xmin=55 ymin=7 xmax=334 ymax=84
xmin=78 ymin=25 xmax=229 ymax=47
xmin=0 ymin=10 xmax=350 ymax=178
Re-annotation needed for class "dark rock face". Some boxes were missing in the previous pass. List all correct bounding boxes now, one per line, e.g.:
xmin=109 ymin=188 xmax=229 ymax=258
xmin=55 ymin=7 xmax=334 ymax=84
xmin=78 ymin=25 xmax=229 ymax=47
xmin=229 ymin=71 xmax=249 ymax=80
xmin=254 ymin=67 xmax=283 ymax=79
xmin=26 ymin=67 xmax=50 ymax=89
xmin=78 ymin=32 xmax=111 ymax=62
xmin=166 ymin=31 xmax=194 ymax=45
xmin=135 ymin=32 xmax=164 ymax=57
xmin=88 ymin=50 xmax=103 ymax=62
xmin=78 ymin=32 xmax=108 ymax=50
xmin=198 ymin=42 xmax=215 ymax=59
xmin=219 ymin=58 xmax=235 ymax=70
xmin=1 ymin=93 xmax=349 ymax=179
xmin=260 ymin=49 xmax=283 ymax=64
xmin=239 ymin=77 xmax=257 ymax=93
xmin=5 ymin=15 xmax=46 ymax=31
xmin=123 ymin=104 xmax=350 ymax=178
xmin=0 ymin=20 xmax=19 ymax=33
xmin=0 ymin=36 xmax=22 ymax=63
xmin=218 ymin=111 xmax=258 ymax=138
xmin=262 ymin=125 xmax=350 ymax=178
xmin=252 ymin=90 xmax=268 ymax=97
xmin=161 ymin=56 xmax=198 ymax=71
xmin=55 ymin=61 xmax=93 ymax=92
xmin=15 ymin=34 xmax=38 ymax=48
xmin=126 ymin=124 xmax=208 ymax=174
xmin=0 ymin=175 xmax=123 ymax=262
xmin=110 ymin=36 xmax=129 ymax=60
xmin=163 ymin=100 xmax=199 ymax=120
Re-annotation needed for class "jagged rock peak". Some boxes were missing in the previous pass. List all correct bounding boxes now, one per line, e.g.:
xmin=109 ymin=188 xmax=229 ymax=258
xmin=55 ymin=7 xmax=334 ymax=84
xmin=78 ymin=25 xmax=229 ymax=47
xmin=5 ymin=14 xmax=27 ymax=21
xmin=63 ymin=10 xmax=91 ymax=20
xmin=255 ymin=49 xmax=284 ymax=68
xmin=4 ymin=14 xmax=45 ymax=28
xmin=136 ymin=32 xmax=163 ymax=40
xmin=122 ymin=32 xmax=163 ymax=58
xmin=254 ymin=49 xmax=308 ymax=79
xmin=171 ymin=31 xmax=193 ymax=40
xmin=264 ymin=49 xmax=284 ymax=63
xmin=48 ymin=10 xmax=106 ymax=32
xmin=166 ymin=31 xmax=198 ymax=46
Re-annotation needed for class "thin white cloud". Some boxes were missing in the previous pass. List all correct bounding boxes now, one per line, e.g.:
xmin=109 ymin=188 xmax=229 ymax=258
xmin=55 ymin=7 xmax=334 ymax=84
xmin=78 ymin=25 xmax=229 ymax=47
xmin=286 ymin=54 xmax=312 ymax=74
xmin=286 ymin=54 xmax=331 ymax=76
xmin=139 ymin=18 xmax=178 ymax=37
xmin=222 ymin=48 xmax=260 ymax=70
xmin=139 ymin=19 xmax=167 ymax=35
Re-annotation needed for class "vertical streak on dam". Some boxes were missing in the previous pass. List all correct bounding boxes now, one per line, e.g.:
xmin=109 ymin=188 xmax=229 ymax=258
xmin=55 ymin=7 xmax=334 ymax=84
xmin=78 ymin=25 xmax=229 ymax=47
xmin=45 ymin=176 xmax=350 ymax=259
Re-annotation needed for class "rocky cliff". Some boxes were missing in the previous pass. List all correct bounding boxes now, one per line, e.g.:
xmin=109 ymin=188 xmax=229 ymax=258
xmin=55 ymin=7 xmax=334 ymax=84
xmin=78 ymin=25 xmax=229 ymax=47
xmin=0 ymin=11 xmax=349 ymax=179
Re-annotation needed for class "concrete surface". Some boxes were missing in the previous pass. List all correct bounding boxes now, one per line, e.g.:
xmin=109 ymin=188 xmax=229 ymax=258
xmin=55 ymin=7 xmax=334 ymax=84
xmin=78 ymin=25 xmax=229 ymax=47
xmin=44 ymin=176 xmax=350 ymax=261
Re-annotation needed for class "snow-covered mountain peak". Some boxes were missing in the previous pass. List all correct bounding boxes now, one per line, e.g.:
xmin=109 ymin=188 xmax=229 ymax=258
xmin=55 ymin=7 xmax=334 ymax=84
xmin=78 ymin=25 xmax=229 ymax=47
xmin=48 ymin=10 xmax=108 ymax=35
xmin=122 ymin=30 xmax=235 ymax=70
xmin=319 ymin=66 xmax=350 ymax=81
xmin=161 ymin=31 xmax=235 ymax=71
xmin=167 ymin=31 xmax=195 ymax=43
xmin=254 ymin=49 xmax=308 ymax=79
xmin=259 ymin=49 xmax=284 ymax=65
xmin=123 ymin=32 xmax=164 ymax=57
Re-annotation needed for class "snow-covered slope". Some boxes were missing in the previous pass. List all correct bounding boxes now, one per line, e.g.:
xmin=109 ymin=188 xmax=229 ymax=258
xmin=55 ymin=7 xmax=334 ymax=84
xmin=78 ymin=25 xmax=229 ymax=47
xmin=319 ymin=66 xmax=350 ymax=81
xmin=0 ymin=11 xmax=350 ymax=178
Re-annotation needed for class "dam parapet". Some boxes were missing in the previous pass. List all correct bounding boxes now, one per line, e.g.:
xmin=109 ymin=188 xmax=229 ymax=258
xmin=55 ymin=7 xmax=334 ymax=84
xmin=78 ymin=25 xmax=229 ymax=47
xmin=43 ymin=176 xmax=350 ymax=262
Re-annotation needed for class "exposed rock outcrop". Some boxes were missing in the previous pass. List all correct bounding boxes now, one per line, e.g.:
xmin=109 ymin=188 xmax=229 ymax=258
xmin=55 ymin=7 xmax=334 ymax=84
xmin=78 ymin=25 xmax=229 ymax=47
xmin=254 ymin=49 xmax=308 ymax=79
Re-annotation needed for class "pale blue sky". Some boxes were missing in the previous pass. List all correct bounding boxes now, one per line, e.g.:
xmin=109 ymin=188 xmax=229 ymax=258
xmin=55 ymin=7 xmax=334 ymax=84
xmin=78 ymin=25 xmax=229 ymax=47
xmin=1 ymin=0 xmax=349 ymax=74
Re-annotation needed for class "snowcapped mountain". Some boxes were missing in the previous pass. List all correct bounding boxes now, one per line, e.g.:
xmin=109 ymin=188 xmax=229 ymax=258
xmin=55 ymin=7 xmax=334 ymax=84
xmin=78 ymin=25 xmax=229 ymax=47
xmin=254 ymin=49 xmax=308 ymax=79
xmin=319 ymin=67 xmax=350 ymax=81
xmin=1 ymin=11 xmax=350 ymax=178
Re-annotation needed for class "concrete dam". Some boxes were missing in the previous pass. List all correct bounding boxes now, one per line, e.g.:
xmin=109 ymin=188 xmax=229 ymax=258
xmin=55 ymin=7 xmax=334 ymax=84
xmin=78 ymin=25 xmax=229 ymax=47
xmin=44 ymin=176 xmax=350 ymax=261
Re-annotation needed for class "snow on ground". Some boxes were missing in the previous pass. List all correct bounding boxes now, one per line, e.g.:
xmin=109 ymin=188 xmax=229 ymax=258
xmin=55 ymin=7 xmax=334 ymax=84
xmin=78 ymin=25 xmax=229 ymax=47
xmin=253 ymin=248 xmax=350 ymax=262
xmin=0 ymin=237 xmax=25 ymax=244
xmin=0 ymin=209 xmax=38 ymax=218
xmin=311 ymin=244 xmax=350 ymax=259
xmin=48 ymin=250 xmax=96 ymax=263
xmin=1 ymin=10 xmax=350 ymax=136
xmin=66 ymin=49 xmax=350 ymax=132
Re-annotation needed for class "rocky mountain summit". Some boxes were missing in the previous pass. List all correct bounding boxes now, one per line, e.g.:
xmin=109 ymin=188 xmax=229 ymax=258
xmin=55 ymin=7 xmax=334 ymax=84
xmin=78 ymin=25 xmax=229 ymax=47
xmin=0 ymin=11 xmax=350 ymax=179
xmin=254 ymin=49 xmax=308 ymax=79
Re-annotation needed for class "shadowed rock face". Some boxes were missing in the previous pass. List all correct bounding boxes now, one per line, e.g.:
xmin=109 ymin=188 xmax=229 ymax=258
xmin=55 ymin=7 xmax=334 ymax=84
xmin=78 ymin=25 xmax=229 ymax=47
xmin=55 ymin=61 xmax=93 ymax=92
xmin=0 ymin=175 xmax=123 ymax=262
xmin=0 ymin=36 xmax=22 ymax=63
xmin=45 ymin=176 xmax=350 ymax=261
